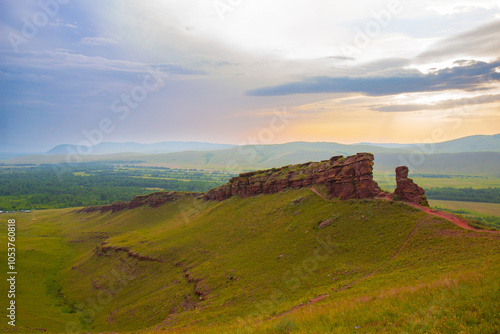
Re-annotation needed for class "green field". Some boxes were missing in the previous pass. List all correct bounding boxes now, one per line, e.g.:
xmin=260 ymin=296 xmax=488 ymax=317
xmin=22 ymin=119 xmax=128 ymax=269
xmin=429 ymin=200 xmax=500 ymax=216
xmin=374 ymin=174 xmax=500 ymax=191
xmin=1 ymin=188 xmax=499 ymax=333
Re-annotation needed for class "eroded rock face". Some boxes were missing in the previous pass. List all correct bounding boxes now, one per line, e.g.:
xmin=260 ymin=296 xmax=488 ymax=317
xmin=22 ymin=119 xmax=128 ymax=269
xmin=204 ymin=153 xmax=382 ymax=201
xmin=393 ymin=166 xmax=429 ymax=206
xmin=76 ymin=191 xmax=203 ymax=214
xmin=76 ymin=156 xmax=430 ymax=214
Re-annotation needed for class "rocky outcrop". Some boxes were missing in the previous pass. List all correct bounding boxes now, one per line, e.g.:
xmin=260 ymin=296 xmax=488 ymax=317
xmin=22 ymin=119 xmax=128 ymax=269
xmin=94 ymin=244 xmax=164 ymax=262
xmin=77 ymin=191 xmax=203 ymax=214
xmin=393 ymin=166 xmax=429 ymax=206
xmin=75 ymin=154 xmax=430 ymax=214
xmin=204 ymin=153 xmax=382 ymax=201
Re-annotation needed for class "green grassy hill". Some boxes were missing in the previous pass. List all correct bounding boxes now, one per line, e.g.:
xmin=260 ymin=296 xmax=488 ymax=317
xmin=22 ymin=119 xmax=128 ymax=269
xmin=2 ymin=188 xmax=499 ymax=333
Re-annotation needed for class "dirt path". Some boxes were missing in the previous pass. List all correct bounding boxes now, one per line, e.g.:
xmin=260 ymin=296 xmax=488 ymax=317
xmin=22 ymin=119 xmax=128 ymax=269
xmin=407 ymin=203 xmax=498 ymax=233
xmin=276 ymin=294 xmax=330 ymax=319
xmin=311 ymin=187 xmax=498 ymax=234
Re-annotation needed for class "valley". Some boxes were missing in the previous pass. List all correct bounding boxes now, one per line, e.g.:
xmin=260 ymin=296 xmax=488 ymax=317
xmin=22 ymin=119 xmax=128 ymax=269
xmin=1 ymin=153 xmax=499 ymax=333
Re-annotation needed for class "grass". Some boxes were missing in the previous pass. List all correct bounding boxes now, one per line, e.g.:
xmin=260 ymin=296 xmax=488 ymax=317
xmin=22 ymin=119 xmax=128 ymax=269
xmin=1 ymin=188 xmax=499 ymax=333
xmin=0 ymin=209 xmax=80 ymax=332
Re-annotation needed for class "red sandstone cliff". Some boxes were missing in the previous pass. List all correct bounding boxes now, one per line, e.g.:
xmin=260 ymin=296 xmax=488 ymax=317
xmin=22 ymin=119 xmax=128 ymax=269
xmin=203 ymin=153 xmax=382 ymax=201
xmin=76 ymin=153 xmax=429 ymax=213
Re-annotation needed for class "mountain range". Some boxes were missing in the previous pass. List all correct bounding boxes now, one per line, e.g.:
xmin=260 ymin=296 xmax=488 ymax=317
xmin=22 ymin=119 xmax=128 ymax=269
xmin=42 ymin=134 xmax=500 ymax=156
xmin=46 ymin=141 xmax=237 ymax=155
xmin=5 ymin=134 xmax=500 ymax=176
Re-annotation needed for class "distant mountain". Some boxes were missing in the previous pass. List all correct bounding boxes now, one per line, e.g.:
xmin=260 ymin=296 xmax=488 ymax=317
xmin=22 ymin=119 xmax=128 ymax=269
xmin=46 ymin=141 xmax=237 ymax=155
xmin=358 ymin=134 xmax=500 ymax=152
xmin=355 ymin=142 xmax=414 ymax=149
xmin=373 ymin=152 xmax=500 ymax=177
xmin=139 ymin=141 xmax=408 ymax=169
xmin=9 ymin=135 xmax=500 ymax=176
xmin=414 ymin=134 xmax=500 ymax=154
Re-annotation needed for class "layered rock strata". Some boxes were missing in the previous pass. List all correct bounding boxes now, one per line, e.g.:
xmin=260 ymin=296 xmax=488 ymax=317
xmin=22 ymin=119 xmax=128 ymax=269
xmin=76 ymin=153 xmax=430 ymax=213
xmin=204 ymin=153 xmax=382 ymax=201
xmin=77 ymin=191 xmax=202 ymax=214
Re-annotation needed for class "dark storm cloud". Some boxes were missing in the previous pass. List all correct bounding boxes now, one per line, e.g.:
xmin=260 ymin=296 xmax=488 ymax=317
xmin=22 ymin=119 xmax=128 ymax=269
xmin=246 ymin=59 xmax=500 ymax=97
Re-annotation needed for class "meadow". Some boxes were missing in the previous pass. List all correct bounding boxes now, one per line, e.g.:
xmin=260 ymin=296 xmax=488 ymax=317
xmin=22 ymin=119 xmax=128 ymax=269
xmin=1 ymin=188 xmax=499 ymax=333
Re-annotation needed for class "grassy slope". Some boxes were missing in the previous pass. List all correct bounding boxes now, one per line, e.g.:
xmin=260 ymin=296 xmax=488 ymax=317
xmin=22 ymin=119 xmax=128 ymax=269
xmin=1 ymin=189 xmax=499 ymax=333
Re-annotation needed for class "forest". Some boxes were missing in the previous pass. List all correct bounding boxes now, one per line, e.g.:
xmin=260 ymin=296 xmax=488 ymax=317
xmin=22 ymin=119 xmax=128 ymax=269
xmin=0 ymin=163 xmax=234 ymax=211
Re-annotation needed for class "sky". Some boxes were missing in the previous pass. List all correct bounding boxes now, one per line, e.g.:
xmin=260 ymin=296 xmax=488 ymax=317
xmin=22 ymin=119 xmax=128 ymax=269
xmin=0 ymin=0 xmax=499 ymax=153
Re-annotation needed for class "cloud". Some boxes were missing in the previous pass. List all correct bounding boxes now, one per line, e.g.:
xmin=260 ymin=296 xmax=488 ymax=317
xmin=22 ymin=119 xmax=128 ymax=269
xmin=319 ymin=56 xmax=356 ymax=62
xmin=416 ymin=19 xmax=500 ymax=62
xmin=80 ymin=36 xmax=120 ymax=46
xmin=246 ymin=59 xmax=500 ymax=97
xmin=49 ymin=20 xmax=78 ymax=29
xmin=372 ymin=93 xmax=500 ymax=112
xmin=0 ymin=50 xmax=205 ymax=76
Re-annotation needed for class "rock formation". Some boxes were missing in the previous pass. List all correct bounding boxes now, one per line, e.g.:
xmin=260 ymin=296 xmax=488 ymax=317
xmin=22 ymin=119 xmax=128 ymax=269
xmin=204 ymin=153 xmax=382 ymax=201
xmin=393 ymin=166 xmax=429 ymax=206
xmin=77 ymin=191 xmax=203 ymax=214
xmin=76 ymin=154 xmax=430 ymax=214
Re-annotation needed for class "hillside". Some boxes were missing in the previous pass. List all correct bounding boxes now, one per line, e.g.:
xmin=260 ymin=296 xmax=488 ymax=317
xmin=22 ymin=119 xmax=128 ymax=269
xmin=1 ymin=155 xmax=499 ymax=333
xmin=7 ymin=135 xmax=500 ymax=177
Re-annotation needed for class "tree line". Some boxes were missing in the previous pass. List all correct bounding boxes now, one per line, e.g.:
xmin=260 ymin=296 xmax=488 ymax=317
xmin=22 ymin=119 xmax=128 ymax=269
xmin=426 ymin=187 xmax=500 ymax=203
